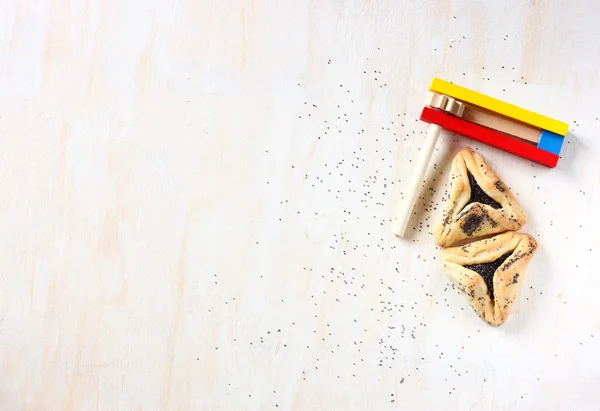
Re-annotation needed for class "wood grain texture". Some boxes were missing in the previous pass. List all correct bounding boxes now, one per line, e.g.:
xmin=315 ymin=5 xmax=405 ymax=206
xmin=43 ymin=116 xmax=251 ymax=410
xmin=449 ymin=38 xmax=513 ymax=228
xmin=0 ymin=1 xmax=599 ymax=410
xmin=420 ymin=107 xmax=560 ymax=167
xmin=461 ymin=106 xmax=542 ymax=144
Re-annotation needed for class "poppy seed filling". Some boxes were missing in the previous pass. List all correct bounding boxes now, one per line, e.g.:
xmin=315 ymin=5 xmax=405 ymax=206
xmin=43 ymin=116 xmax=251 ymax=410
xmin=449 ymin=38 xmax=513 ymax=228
xmin=464 ymin=252 xmax=512 ymax=300
xmin=467 ymin=172 xmax=502 ymax=209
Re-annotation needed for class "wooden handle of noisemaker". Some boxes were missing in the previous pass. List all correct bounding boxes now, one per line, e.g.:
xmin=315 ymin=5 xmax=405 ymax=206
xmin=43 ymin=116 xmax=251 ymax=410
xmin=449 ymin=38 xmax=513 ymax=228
xmin=392 ymin=123 xmax=442 ymax=237
xmin=392 ymin=93 xmax=464 ymax=237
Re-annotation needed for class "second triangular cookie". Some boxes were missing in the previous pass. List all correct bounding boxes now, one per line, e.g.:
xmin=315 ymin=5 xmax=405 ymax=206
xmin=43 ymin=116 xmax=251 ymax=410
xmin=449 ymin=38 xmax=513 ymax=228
xmin=434 ymin=147 xmax=526 ymax=247
xmin=440 ymin=231 xmax=538 ymax=326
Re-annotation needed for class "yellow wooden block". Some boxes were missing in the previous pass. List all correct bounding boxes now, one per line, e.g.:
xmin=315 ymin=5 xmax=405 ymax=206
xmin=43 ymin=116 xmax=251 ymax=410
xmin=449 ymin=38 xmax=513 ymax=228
xmin=429 ymin=78 xmax=569 ymax=136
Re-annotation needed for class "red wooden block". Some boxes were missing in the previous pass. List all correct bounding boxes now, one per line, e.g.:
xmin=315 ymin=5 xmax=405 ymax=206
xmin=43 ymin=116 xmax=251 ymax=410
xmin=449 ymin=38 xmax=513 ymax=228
xmin=420 ymin=107 xmax=559 ymax=168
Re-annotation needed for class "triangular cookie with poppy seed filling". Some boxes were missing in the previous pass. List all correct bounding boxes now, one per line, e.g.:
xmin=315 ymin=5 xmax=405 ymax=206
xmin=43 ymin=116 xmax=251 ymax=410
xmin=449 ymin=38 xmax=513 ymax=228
xmin=440 ymin=231 xmax=538 ymax=326
xmin=433 ymin=147 xmax=526 ymax=248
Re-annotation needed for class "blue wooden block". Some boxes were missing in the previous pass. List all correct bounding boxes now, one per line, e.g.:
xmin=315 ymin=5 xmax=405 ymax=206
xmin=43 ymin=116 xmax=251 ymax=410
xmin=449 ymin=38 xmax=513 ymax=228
xmin=537 ymin=130 xmax=564 ymax=155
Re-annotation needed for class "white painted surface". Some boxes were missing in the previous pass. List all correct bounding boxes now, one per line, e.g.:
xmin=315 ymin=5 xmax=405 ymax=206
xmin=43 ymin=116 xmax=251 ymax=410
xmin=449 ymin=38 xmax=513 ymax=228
xmin=0 ymin=1 xmax=599 ymax=410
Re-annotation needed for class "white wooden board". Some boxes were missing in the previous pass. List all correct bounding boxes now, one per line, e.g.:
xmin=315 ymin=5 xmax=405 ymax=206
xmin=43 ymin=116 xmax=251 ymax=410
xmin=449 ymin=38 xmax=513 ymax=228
xmin=0 ymin=1 xmax=599 ymax=410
